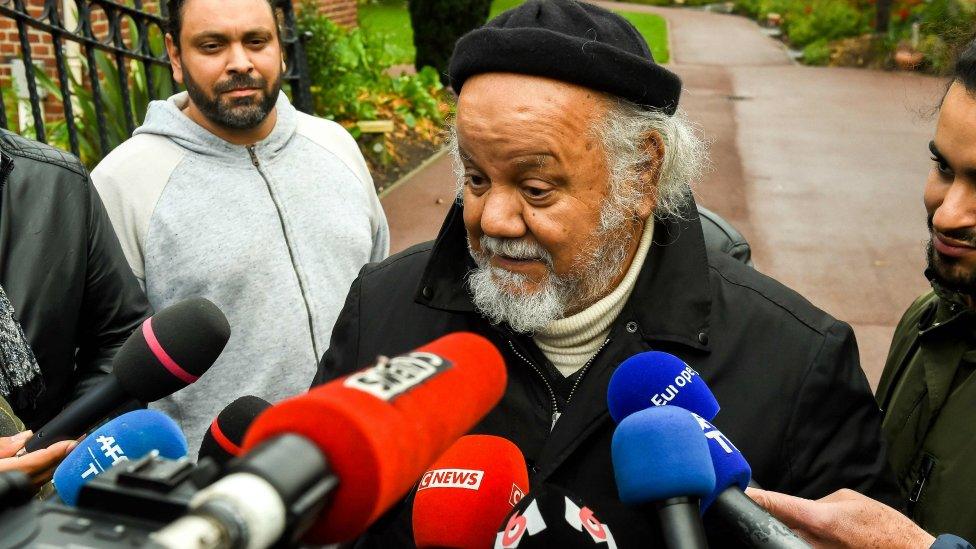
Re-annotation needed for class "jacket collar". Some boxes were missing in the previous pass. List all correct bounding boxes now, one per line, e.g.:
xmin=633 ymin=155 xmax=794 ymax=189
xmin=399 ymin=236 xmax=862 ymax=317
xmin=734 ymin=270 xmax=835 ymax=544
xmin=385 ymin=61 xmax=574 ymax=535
xmin=414 ymin=195 xmax=712 ymax=351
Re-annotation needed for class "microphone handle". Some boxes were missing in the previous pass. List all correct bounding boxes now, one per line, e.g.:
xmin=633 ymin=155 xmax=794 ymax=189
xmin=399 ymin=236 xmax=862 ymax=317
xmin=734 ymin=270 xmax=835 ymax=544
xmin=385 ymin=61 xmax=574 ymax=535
xmin=709 ymin=487 xmax=810 ymax=548
xmin=655 ymin=496 xmax=708 ymax=549
xmin=25 ymin=376 xmax=130 ymax=452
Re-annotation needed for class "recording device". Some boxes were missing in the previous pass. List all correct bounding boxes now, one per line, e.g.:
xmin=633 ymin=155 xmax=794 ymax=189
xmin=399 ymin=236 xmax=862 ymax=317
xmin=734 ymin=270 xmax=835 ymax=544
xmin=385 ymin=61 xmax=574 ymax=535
xmin=607 ymin=351 xmax=719 ymax=424
xmin=413 ymin=435 xmax=529 ymax=549
xmin=612 ymin=406 xmax=714 ymax=549
xmin=0 ymin=451 xmax=221 ymax=548
xmin=692 ymin=414 xmax=809 ymax=548
xmin=198 ymin=395 xmax=271 ymax=466
xmin=495 ymin=484 xmax=625 ymax=549
xmin=157 ymin=331 xmax=508 ymax=547
xmin=26 ymin=298 xmax=230 ymax=452
xmin=53 ymin=409 xmax=188 ymax=506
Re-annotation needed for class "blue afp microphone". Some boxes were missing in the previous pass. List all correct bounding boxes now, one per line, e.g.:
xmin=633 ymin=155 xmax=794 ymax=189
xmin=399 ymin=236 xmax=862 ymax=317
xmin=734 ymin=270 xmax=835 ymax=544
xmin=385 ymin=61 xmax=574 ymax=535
xmin=607 ymin=351 xmax=719 ymax=424
xmin=53 ymin=409 xmax=188 ymax=506
xmin=692 ymin=414 xmax=809 ymax=548
xmin=612 ymin=406 xmax=714 ymax=549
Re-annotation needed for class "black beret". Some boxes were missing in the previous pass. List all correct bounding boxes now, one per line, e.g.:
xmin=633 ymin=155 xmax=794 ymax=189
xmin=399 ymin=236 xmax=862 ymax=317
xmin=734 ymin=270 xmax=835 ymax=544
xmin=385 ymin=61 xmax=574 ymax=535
xmin=449 ymin=0 xmax=682 ymax=114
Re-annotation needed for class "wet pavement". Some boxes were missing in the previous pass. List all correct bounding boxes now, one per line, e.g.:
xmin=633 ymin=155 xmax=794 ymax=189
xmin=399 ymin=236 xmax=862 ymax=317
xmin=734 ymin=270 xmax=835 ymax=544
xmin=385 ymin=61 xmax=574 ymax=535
xmin=379 ymin=3 xmax=946 ymax=386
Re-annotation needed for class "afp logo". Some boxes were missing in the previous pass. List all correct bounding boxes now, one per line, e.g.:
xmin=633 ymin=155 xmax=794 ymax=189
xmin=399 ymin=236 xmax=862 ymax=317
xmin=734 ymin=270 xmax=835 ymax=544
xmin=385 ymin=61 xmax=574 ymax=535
xmin=344 ymin=351 xmax=451 ymax=401
xmin=417 ymin=468 xmax=484 ymax=491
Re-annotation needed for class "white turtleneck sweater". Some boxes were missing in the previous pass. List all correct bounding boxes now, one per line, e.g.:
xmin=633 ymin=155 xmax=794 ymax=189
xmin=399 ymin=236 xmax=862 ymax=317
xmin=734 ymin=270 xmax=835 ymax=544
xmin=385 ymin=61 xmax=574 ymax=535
xmin=534 ymin=219 xmax=656 ymax=377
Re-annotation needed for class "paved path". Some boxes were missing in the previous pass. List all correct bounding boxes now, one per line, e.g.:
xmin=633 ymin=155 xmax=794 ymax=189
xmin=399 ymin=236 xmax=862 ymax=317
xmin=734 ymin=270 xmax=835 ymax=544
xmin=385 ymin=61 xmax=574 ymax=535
xmin=380 ymin=3 xmax=945 ymax=385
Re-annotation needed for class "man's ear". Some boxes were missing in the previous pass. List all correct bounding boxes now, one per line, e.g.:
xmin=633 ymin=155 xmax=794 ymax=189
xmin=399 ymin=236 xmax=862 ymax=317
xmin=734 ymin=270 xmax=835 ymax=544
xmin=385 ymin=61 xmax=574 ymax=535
xmin=636 ymin=130 xmax=665 ymax=220
xmin=165 ymin=33 xmax=184 ymax=84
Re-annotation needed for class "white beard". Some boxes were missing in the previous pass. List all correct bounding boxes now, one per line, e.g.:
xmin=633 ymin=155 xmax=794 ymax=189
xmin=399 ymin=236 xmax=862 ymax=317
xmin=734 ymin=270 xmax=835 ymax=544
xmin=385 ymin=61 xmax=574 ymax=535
xmin=466 ymin=220 xmax=636 ymax=334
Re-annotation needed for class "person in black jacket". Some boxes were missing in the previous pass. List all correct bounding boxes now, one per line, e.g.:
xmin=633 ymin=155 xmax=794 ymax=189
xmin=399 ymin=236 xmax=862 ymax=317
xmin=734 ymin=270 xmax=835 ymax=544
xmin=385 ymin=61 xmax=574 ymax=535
xmin=313 ymin=0 xmax=898 ymax=545
xmin=0 ymin=129 xmax=151 ymax=429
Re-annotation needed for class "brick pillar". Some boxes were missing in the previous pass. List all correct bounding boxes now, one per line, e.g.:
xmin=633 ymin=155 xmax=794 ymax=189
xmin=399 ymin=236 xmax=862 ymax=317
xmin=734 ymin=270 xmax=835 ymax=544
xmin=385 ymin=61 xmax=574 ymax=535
xmin=313 ymin=0 xmax=358 ymax=27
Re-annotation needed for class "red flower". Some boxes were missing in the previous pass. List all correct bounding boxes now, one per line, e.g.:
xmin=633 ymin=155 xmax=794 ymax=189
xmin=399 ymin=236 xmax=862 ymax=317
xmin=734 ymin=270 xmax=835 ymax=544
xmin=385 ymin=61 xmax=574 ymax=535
xmin=897 ymin=7 xmax=910 ymax=20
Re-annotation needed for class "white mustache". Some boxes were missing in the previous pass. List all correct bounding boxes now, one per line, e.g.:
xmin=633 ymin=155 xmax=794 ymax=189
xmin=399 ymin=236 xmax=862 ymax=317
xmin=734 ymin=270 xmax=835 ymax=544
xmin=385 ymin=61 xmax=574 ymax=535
xmin=480 ymin=236 xmax=553 ymax=265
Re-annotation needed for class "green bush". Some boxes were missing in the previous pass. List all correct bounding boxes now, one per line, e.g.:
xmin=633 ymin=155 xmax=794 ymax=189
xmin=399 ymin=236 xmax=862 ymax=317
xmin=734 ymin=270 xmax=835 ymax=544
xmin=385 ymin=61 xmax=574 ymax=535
xmin=782 ymin=0 xmax=868 ymax=48
xmin=408 ymin=0 xmax=492 ymax=84
xmin=802 ymin=38 xmax=832 ymax=64
xmin=298 ymin=1 xmax=450 ymax=165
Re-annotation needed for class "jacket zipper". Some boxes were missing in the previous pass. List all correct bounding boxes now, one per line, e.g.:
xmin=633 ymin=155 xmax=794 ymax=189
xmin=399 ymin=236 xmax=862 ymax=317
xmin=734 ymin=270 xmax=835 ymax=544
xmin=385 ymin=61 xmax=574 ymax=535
xmin=507 ymin=337 xmax=611 ymax=431
xmin=908 ymin=454 xmax=936 ymax=516
xmin=0 ymin=152 xmax=13 ymax=219
xmin=246 ymin=145 xmax=320 ymax=361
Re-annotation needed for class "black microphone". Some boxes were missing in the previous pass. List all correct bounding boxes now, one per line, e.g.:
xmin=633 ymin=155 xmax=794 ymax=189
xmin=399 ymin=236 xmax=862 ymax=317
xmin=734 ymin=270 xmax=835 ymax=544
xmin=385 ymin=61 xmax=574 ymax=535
xmin=26 ymin=298 xmax=229 ymax=452
xmin=198 ymin=395 xmax=271 ymax=467
xmin=693 ymin=414 xmax=809 ymax=548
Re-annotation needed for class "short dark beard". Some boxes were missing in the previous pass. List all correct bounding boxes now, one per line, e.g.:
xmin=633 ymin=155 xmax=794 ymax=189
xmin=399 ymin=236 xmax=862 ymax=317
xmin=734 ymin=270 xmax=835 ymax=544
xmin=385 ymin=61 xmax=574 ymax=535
xmin=926 ymin=214 xmax=976 ymax=297
xmin=183 ymin=68 xmax=282 ymax=130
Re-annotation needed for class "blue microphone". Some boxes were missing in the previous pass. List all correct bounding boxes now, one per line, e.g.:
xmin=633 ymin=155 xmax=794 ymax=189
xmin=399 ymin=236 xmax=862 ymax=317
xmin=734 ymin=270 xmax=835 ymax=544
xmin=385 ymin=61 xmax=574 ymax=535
xmin=607 ymin=351 xmax=719 ymax=424
xmin=612 ymin=405 xmax=714 ymax=549
xmin=692 ymin=414 xmax=809 ymax=548
xmin=53 ymin=409 xmax=187 ymax=506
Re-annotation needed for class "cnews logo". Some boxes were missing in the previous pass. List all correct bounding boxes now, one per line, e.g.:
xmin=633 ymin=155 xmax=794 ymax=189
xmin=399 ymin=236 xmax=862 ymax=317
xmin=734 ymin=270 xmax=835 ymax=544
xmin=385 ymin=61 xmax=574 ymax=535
xmin=418 ymin=468 xmax=484 ymax=491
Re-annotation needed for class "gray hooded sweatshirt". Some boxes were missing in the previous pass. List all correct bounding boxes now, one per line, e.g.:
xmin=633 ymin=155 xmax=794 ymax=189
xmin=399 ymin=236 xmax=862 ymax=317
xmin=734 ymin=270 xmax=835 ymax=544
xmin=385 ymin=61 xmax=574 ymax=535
xmin=92 ymin=92 xmax=389 ymax=456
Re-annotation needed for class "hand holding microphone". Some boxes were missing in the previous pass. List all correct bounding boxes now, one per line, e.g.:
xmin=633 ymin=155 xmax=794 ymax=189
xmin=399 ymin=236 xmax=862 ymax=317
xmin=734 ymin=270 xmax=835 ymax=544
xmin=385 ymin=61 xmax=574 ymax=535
xmin=0 ymin=431 xmax=75 ymax=489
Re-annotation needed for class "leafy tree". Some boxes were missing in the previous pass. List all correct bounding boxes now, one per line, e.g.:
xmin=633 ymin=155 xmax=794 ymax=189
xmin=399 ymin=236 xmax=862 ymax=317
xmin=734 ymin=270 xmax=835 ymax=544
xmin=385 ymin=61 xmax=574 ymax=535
xmin=408 ymin=0 xmax=492 ymax=85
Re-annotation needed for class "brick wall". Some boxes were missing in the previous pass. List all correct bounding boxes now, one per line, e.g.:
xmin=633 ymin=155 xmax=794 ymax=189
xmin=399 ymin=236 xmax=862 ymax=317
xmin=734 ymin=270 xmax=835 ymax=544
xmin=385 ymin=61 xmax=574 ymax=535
xmin=0 ymin=0 xmax=357 ymax=129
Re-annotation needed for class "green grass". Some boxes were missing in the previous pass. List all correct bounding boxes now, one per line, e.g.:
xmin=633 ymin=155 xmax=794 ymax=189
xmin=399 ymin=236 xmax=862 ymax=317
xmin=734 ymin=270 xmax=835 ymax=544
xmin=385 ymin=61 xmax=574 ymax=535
xmin=359 ymin=0 xmax=670 ymax=65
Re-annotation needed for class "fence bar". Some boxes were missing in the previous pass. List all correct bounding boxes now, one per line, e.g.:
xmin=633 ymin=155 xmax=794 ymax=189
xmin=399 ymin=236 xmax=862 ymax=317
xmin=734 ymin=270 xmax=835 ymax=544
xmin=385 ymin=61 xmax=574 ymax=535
xmin=11 ymin=0 xmax=46 ymax=143
xmin=46 ymin=0 xmax=81 ymax=156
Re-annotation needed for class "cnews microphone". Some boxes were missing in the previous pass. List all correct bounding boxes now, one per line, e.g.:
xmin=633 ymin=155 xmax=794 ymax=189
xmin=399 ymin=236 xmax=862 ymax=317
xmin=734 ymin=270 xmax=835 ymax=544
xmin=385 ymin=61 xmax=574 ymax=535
xmin=27 ymin=298 xmax=229 ymax=452
xmin=495 ymin=484 xmax=625 ymax=549
xmin=53 ymin=409 xmax=188 ymax=506
xmin=154 ymin=332 xmax=507 ymax=548
xmin=413 ymin=435 xmax=529 ymax=549
xmin=612 ymin=406 xmax=714 ymax=549
xmin=692 ymin=414 xmax=809 ymax=548
xmin=607 ymin=351 xmax=719 ymax=424
xmin=198 ymin=395 xmax=271 ymax=467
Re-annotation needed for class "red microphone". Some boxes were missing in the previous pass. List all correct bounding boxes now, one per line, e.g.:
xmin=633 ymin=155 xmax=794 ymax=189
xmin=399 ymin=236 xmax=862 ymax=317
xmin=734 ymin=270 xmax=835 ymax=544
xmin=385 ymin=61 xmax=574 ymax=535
xmin=241 ymin=332 xmax=507 ymax=544
xmin=413 ymin=435 xmax=529 ymax=549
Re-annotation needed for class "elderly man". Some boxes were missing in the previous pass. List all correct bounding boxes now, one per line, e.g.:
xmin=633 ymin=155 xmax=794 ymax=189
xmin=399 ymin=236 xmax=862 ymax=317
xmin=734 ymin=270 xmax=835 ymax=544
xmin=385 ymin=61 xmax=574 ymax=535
xmin=314 ymin=0 xmax=897 ymax=543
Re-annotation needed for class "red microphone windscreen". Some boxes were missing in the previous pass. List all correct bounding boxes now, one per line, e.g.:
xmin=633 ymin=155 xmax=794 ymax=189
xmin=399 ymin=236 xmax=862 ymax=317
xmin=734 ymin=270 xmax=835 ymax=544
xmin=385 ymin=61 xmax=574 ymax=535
xmin=413 ymin=435 xmax=528 ymax=549
xmin=242 ymin=332 xmax=507 ymax=544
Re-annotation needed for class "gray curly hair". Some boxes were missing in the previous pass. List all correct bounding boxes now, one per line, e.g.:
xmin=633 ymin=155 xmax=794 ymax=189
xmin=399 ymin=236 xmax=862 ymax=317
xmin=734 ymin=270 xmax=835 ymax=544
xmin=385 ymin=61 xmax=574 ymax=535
xmin=447 ymin=95 xmax=707 ymax=221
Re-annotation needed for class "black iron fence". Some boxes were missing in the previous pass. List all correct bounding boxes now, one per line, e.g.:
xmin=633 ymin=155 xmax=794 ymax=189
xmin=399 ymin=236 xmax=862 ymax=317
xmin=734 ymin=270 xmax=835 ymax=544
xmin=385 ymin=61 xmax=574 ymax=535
xmin=0 ymin=0 xmax=312 ymax=162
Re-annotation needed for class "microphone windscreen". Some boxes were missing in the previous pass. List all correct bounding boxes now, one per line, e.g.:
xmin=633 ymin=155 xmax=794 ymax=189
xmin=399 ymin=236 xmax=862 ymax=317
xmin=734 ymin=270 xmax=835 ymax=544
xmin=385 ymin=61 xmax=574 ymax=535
xmin=199 ymin=395 xmax=271 ymax=466
xmin=413 ymin=435 xmax=529 ymax=549
xmin=611 ymin=406 xmax=715 ymax=505
xmin=607 ymin=351 xmax=719 ymax=424
xmin=495 ymin=484 xmax=631 ymax=548
xmin=693 ymin=414 xmax=750 ymax=511
xmin=243 ymin=332 xmax=507 ymax=544
xmin=53 ymin=409 xmax=187 ymax=505
xmin=113 ymin=298 xmax=230 ymax=402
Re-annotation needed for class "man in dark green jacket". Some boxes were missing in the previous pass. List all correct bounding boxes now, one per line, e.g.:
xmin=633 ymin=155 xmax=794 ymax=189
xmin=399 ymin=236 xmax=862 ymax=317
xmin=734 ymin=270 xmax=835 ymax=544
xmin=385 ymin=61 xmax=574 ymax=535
xmin=748 ymin=39 xmax=976 ymax=548
xmin=875 ymin=38 xmax=976 ymax=541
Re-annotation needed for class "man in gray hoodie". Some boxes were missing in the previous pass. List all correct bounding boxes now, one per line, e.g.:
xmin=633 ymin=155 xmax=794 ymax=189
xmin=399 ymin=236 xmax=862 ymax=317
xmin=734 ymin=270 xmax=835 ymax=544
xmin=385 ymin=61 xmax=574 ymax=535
xmin=92 ymin=0 xmax=389 ymax=455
